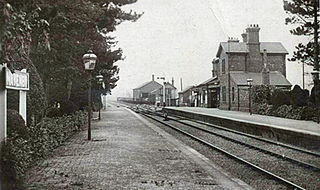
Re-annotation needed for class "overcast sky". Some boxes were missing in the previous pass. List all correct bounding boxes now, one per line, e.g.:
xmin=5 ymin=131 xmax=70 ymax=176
xmin=110 ymin=0 xmax=312 ymax=98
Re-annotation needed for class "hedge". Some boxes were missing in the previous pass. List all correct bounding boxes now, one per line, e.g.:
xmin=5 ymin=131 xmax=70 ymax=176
xmin=0 ymin=111 xmax=87 ymax=187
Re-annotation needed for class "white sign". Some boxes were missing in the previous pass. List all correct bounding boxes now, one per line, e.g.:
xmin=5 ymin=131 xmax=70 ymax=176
xmin=5 ymin=68 xmax=29 ymax=90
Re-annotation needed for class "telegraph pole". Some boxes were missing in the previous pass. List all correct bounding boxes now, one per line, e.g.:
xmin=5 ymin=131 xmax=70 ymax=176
xmin=312 ymin=0 xmax=319 ymax=122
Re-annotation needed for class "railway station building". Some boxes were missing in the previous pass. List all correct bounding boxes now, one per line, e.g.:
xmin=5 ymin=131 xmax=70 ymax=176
xmin=214 ymin=24 xmax=292 ymax=111
xmin=133 ymin=75 xmax=177 ymax=106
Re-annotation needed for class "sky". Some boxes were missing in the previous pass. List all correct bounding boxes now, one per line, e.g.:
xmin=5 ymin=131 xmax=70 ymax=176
xmin=110 ymin=0 xmax=313 ymax=98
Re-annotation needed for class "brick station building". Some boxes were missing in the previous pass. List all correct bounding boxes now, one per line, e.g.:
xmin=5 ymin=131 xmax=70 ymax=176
xmin=212 ymin=24 xmax=292 ymax=111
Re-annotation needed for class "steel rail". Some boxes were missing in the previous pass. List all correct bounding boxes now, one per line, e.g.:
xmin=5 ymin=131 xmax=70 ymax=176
xmin=134 ymin=107 xmax=320 ymax=171
xmin=169 ymin=113 xmax=320 ymax=158
xmin=167 ymin=116 xmax=320 ymax=171
xmin=140 ymin=111 xmax=305 ymax=190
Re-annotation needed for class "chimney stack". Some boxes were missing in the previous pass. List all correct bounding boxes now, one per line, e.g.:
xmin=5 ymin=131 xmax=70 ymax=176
xmin=227 ymin=37 xmax=239 ymax=43
xmin=172 ymin=77 xmax=174 ymax=86
xmin=246 ymin=24 xmax=260 ymax=45
xmin=261 ymin=49 xmax=270 ymax=85
xmin=241 ymin=31 xmax=247 ymax=43
xmin=152 ymin=74 xmax=154 ymax=81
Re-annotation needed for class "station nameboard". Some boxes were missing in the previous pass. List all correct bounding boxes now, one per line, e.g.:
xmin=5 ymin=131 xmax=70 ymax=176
xmin=5 ymin=68 xmax=29 ymax=91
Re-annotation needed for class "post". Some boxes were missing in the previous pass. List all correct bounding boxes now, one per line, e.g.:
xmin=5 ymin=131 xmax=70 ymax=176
xmin=313 ymin=0 xmax=319 ymax=123
xmin=98 ymin=96 xmax=101 ymax=120
xmin=163 ymin=82 xmax=166 ymax=106
xmin=88 ymin=72 xmax=92 ymax=140
xmin=302 ymin=62 xmax=305 ymax=90
xmin=0 ymin=89 xmax=7 ymax=142
xmin=19 ymin=69 xmax=28 ymax=124
xmin=19 ymin=91 xmax=27 ymax=124
xmin=0 ymin=65 xmax=7 ymax=142
xmin=249 ymin=85 xmax=252 ymax=115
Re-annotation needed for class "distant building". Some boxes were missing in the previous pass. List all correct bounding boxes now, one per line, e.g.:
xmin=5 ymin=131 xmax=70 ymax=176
xmin=214 ymin=24 xmax=292 ymax=111
xmin=178 ymin=86 xmax=194 ymax=107
xmin=133 ymin=75 xmax=177 ymax=106
xmin=192 ymin=77 xmax=219 ymax=108
xmin=133 ymin=75 xmax=162 ymax=103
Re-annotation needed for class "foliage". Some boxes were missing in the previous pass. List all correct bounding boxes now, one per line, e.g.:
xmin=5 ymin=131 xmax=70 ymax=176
xmin=253 ymin=85 xmax=318 ymax=121
xmin=300 ymin=106 xmax=318 ymax=121
xmin=270 ymin=89 xmax=291 ymax=107
xmin=1 ymin=0 xmax=142 ymax=118
xmin=29 ymin=0 xmax=142 ymax=112
xmin=283 ymin=0 xmax=319 ymax=66
xmin=0 ymin=111 xmax=87 ymax=182
xmin=290 ymin=85 xmax=309 ymax=107
xmin=0 ymin=2 xmax=48 ymax=124
xmin=7 ymin=109 xmax=27 ymax=137
xmin=252 ymin=85 xmax=273 ymax=104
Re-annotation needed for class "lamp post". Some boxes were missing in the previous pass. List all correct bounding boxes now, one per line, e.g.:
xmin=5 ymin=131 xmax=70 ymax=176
xmin=247 ymin=78 xmax=253 ymax=115
xmin=83 ymin=50 xmax=97 ymax=141
xmin=96 ymin=74 xmax=103 ymax=120
xmin=157 ymin=77 xmax=166 ymax=106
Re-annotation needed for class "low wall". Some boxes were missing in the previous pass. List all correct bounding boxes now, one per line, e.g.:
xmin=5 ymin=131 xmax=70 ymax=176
xmin=164 ymin=108 xmax=320 ymax=151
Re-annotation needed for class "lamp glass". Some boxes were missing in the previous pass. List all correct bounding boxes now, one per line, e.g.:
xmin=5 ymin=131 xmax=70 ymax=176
xmin=83 ymin=50 xmax=97 ymax=71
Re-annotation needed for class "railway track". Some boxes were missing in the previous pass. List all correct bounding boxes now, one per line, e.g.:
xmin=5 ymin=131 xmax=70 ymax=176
xmin=126 ymin=105 xmax=320 ymax=190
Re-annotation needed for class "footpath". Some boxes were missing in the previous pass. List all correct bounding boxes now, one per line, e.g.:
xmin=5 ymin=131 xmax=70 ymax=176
xmin=25 ymin=104 xmax=250 ymax=189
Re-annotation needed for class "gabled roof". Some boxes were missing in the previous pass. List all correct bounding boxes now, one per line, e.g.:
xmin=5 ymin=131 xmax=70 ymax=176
xmin=216 ymin=42 xmax=288 ymax=57
xmin=230 ymin=71 xmax=292 ymax=87
xmin=164 ymin=82 xmax=177 ymax=89
xmin=133 ymin=80 xmax=162 ymax=92
xmin=196 ymin=76 xmax=218 ymax=87
xmin=179 ymin=86 xmax=194 ymax=94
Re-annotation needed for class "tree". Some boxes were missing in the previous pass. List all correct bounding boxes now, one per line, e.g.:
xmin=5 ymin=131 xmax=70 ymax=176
xmin=283 ymin=0 xmax=319 ymax=66
xmin=1 ymin=0 xmax=142 ymax=119
xmin=0 ymin=1 xmax=49 ymax=124
xmin=29 ymin=0 xmax=141 ymax=111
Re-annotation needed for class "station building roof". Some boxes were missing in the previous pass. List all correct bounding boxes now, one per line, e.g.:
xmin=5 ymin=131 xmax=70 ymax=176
xmin=216 ymin=42 xmax=288 ymax=57
xmin=230 ymin=71 xmax=292 ymax=87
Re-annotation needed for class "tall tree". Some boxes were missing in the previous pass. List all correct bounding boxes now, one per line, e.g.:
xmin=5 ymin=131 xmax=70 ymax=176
xmin=283 ymin=0 xmax=319 ymax=66
xmin=30 ymin=0 xmax=141 ymax=110
xmin=0 ymin=0 xmax=49 ymax=124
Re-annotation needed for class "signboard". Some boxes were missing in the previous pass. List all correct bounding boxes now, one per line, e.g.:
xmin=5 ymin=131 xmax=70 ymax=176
xmin=5 ymin=68 xmax=29 ymax=91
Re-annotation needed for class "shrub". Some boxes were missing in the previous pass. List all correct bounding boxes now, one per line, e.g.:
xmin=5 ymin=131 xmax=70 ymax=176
xmin=252 ymin=85 xmax=272 ymax=104
xmin=300 ymin=106 xmax=318 ymax=121
xmin=270 ymin=89 xmax=291 ymax=107
xmin=7 ymin=109 xmax=27 ymax=137
xmin=0 ymin=111 xmax=87 ymax=183
xmin=286 ymin=106 xmax=303 ymax=120
xmin=290 ymin=85 xmax=309 ymax=107
xmin=274 ymin=105 xmax=292 ymax=118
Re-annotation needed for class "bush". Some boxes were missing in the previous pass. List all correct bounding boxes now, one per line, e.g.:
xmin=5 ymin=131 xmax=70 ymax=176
xmin=0 ymin=111 xmax=87 ymax=183
xmin=274 ymin=105 xmax=292 ymax=118
xmin=252 ymin=85 xmax=272 ymax=104
xmin=270 ymin=89 xmax=291 ymax=107
xmin=300 ymin=106 xmax=318 ymax=121
xmin=290 ymin=85 xmax=309 ymax=107
xmin=7 ymin=109 xmax=27 ymax=137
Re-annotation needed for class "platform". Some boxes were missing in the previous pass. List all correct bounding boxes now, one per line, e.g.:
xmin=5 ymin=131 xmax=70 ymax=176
xmin=25 ymin=104 xmax=251 ymax=189
xmin=164 ymin=107 xmax=320 ymax=151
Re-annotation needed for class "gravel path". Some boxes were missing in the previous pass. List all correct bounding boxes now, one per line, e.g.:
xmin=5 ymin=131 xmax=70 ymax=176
xmin=143 ymin=115 xmax=290 ymax=190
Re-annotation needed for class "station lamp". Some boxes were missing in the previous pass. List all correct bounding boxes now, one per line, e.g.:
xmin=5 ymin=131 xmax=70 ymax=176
xmin=83 ymin=49 xmax=97 ymax=140
xmin=247 ymin=78 xmax=253 ymax=115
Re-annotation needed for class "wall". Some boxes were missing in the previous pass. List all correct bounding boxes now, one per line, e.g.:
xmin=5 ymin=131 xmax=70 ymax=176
xmin=267 ymin=54 xmax=286 ymax=76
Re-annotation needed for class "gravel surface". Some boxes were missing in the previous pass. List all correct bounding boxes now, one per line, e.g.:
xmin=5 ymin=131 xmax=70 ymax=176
xmin=178 ymin=118 xmax=320 ymax=167
xmin=142 ymin=114 xmax=290 ymax=190
xmin=162 ymin=117 xmax=320 ymax=189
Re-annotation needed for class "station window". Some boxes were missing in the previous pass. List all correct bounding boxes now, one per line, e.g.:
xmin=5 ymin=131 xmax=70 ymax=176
xmin=222 ymin=86 xmax=226 ymax=102
xmin=232 ymin=87 xmax=235 ymax=102
xmin=221 ymin=59 xmax=226 ymax=74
